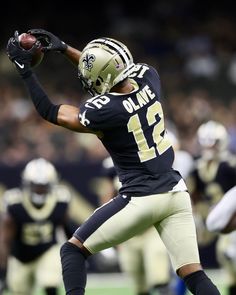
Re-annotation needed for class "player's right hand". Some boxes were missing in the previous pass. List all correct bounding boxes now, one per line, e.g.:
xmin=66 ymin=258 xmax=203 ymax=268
xmin=6 ymin=31 xmax=40 ymax=78
xmin=28 ymin=29 xmax=68 ymax=53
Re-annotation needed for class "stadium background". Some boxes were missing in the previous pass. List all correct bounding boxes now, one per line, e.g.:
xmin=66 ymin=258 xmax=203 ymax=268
xmin=0 ymin=0 xmax=236 ymax=293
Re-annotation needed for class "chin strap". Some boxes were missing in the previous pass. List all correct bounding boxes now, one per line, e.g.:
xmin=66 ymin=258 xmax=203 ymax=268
xmin=101 ymin=73 xmax=111 ymax=95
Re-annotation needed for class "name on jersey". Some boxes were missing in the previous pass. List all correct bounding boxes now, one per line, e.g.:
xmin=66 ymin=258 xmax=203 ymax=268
xmin=122 ymin=85 xmax=155 ymax=113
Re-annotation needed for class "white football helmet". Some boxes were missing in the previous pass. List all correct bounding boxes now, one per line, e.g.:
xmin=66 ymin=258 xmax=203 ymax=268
xmin=22 ymin=158 xmax=58 ymax=206
xmin=78 ymin=37 xmax=134 ymax=95
xmin=197 ymin=120 xmax=229 ymax=158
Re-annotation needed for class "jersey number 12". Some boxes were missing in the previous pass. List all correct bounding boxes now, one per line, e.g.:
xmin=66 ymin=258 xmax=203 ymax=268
xmin=127 ymin=101 xmax=171 ymax=162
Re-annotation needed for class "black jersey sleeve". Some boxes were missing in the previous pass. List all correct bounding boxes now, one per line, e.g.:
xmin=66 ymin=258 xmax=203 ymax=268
xmin=79 ymin=95 xmax=122 ymax=131
xmin=129 ymin=63 xmax=161 ymax=98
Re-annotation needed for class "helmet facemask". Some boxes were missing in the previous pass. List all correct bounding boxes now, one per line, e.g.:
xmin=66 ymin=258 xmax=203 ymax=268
xmin=28 ymin=183 xmax=51 ymax=208
xmin=21 ymin=158 xmax=58 ymax=208
xmin=78 ymin=38 xmax=134 ymax=96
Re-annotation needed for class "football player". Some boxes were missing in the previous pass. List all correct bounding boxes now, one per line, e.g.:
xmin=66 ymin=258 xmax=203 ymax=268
xmin=0 ymin=158 xmax=78 ymax=295
xmin=187 ymin=120 xmax=236 ymax=295
xmin=6 ymin=29 xmax=220 ymax=295
xmin=188 ymin=120 xmax=236 ymax=244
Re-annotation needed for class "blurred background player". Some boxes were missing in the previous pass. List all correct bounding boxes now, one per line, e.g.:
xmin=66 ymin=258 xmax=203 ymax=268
xmin=187 ymin=120 xmax=236 ymax=295
xmin=206 ymin=185 xmax=236 ymax=295
xmin=188 ymin=120 xmax=236 ymax=247
xmin=0 ymin=158 xmax=78 ymax=295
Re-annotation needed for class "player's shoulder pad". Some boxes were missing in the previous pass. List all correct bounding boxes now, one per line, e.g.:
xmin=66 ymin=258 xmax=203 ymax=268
xmin=53 ymin=184 xmax=72 ymax=203
xmin=79 ymin=93 xmax=115 ymax=129
xmin=3 ymin=188 xmax=23 ymax=206
xmin=128 ymin=63 xmax=158 ymax=78
xmin=82 ymin=94 xmax=111 ymax=111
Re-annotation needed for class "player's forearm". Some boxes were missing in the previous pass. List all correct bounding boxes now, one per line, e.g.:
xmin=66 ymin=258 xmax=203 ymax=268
xmin=206 ymin=186 xmax=236 ymax=233
xmin=64 ymin=45 xmax=82 ymax=67
xmin=23 ymin=74 xmax=93 ymax=133
xmin=23 ymin=73 xmax=60 ymax=124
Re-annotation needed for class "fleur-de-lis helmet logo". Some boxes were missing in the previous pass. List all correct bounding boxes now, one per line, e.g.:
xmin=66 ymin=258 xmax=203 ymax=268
xmin=82 ymin=53 xmax=96 ymax=71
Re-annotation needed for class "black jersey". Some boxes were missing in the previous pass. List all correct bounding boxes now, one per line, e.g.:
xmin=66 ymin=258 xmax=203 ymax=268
xmin=79 ymin=63 xmax=183 ymax=196
xmin=3 ymin=185 xmax=71 ymax=263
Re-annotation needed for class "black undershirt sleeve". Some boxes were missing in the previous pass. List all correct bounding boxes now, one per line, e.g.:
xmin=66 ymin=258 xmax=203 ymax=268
xmin=23 ymin=73 xmax=61 ymax=124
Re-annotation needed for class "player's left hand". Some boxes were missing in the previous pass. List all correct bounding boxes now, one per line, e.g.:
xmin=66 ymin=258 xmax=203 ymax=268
xmin=6 ymin=30 xmax=40 ymax=78
xmin=27 ymin=28 xmax=68 ymax=53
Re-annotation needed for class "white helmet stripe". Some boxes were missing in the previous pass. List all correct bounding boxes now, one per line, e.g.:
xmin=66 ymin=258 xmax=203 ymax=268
xmin=90 ymin=38 xmax=131 ymax=65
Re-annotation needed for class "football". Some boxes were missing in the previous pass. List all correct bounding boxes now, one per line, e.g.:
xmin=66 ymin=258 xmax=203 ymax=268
xmin=18 ymin=33 xmax=44 ymax=68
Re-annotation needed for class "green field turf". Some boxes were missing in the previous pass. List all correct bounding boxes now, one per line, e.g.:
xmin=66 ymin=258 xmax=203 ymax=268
xmin=84 ymin=270 xmax=227 ymax=295
xmin=3 ymin=269 xmax=228 ymax=294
